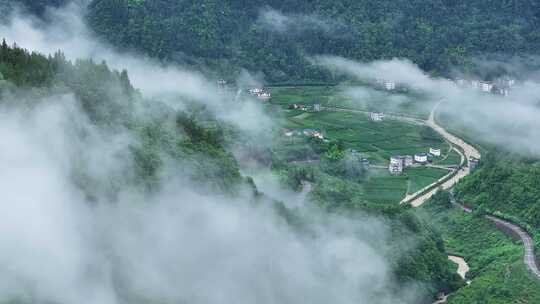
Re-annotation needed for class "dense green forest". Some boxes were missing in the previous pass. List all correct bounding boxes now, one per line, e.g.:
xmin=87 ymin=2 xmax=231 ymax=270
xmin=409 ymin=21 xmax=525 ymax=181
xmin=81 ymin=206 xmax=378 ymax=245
xmin=85 ymin=0 xmax=540 ymax=82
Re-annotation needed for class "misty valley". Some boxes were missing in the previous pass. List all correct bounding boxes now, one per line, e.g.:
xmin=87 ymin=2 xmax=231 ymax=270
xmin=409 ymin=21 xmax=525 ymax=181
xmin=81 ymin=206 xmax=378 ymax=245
xmin=0 ymin=1 xmax=540 ymax=304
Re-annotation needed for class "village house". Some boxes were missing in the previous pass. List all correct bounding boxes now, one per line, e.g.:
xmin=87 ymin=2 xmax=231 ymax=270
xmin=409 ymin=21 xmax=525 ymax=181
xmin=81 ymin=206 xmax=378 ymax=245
xmin=384 ymin=80 xmax=396 ymax=90
xmin=414 ymin=153 xmax=428 ymax=164
xmin=389 ymin=156 xmax=404 ymax=174
xmin=247 ymin=88 xmax=272 ymax=101
xmin=493 ymin=85 xmax=510 ymax=96
xmin=283 ymin=129 xmax=295 ymax=137
xmin=429 ymin=148 xmax=441 ymax=157
xmin=289 ymin=104 xmax=308 ymax=111
xmin=313 ymin=104 xmax=322 ymax=112
xmin=370 ymin=112 xmax=384 ymax=122
xmin=257 ymin=92 xmax=271 ymax=101
xmin=375 ymin=79 xmax=397 ymax=91
xmin=496 ymin=77 xmax=516 ymax=88
xmin=248 ymin=88 xmax=263 ymax=94
xmin=303 ymin=129 xmax=324 ymax=139
xmin=480 ymin=81 xmax=494 ymax=93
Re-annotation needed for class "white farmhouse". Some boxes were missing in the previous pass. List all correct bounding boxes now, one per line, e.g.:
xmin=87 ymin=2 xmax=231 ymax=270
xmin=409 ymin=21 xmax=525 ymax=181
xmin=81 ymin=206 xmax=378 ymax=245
xmin=480 ymin=81 xmax=494 ymax=93
xmin=414 ymin=153 xmax=428 ymax=164
xmin=429 ymin=148 xmax=441 ymax=157
xmin=384 ymin=80 xmax=396 ymax=91
xmin=389 ymin=156 xmax=403 ymax=174
xmin=258 ymin=92 xmax=271 ymax=101
xmin=370 ymin=112 xmax=384 ymax=122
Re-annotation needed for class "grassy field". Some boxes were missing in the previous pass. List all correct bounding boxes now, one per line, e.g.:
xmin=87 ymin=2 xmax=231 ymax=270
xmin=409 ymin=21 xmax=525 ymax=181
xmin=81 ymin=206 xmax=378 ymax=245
xmin=405 ymin=167 xmax=450 ymax=193
xmin=270 ymin=85 xmax=437 ymax=119
xmin=433 ymin=148 xmax=463 ymax=166
xmin=280 ymin=110 xmax=451 ymax=165
xmin=419 ymin=202 xmax=540 ymax=303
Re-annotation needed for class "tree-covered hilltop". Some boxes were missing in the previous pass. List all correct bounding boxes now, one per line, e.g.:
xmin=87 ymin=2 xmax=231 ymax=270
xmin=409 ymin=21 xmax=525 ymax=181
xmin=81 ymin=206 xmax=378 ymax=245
xmin=0 ymin=40 xmax=245 ymax=195
xmin=86 ymin=0 xmax=540 ymax=82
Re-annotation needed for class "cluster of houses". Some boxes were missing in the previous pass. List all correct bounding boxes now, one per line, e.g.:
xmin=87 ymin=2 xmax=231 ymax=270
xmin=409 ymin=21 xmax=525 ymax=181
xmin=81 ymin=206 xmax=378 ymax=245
xmin=248 ymin=88 xmax=272 ymax=101
xmin=454 ymin=77 xmax=516 ymax=96
xmin=388 ymin=147 xmax=441 ymax=174
xmin=288 ymin=103 xmax=322 ymax=112
xmin=283 ymin=128 xmax=324 ymax=140
xmin=369 ymin=112 xmax=385 ymax=122
xmin=376 ymin=79 xmax=397 ymax=91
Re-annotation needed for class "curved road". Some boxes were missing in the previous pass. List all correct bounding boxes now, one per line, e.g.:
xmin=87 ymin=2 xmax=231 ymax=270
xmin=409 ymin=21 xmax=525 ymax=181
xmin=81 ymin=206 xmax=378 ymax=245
xmin=486 ymin=215 xmax=540 ymax=278
xmin=321 ymin=103 xmax=480 ymax=207
xmin=322 ymin=102 xmax=540 ymax=280
xmin=402 ymin=100 xmax=481 ymax=207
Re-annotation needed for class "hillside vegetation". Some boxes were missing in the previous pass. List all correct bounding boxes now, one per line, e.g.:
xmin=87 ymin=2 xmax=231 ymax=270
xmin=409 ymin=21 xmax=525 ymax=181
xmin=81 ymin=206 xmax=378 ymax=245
xmin=0 ymin=41 xmax=465 ymax=302
xmin=86 ymin=0 xmax=540 ymax=82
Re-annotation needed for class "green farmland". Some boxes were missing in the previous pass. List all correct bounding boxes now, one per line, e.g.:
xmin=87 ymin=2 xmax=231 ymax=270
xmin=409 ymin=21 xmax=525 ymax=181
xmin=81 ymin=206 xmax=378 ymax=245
xmin=270 ymin=85 xmax=437 ymax=119
xmin=281 ymin=110 xmax=450 ymax=165
xmin=270 ymin=86 xmax=460 ymax=205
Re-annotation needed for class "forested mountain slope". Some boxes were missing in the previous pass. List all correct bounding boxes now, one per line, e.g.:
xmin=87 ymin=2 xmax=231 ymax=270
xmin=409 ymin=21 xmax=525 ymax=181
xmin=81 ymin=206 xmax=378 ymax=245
xmin=0 ymin=41 xmax=464 ymax=302
xmin=86 ymin=0 xmax=540 ymax=82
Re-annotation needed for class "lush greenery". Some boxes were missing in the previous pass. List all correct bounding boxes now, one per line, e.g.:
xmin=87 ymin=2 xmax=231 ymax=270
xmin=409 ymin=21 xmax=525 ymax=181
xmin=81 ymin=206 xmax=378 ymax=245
xmin=0 ymin=40 xmax=246 ymax=196
xmin=269 ymin=87 xmax=457 ymax=206
xmin=269 ymin=85 xmax=435 ymax=118
xmin=0 ymin=41 xmax=464 ymax=302
xmin=421 ymin=190 xmax=540 ymax=303
xmin=456 ymin=152 xmax=540 ymax=231
xmin=87 ymin=0 xmax=540 ymax=82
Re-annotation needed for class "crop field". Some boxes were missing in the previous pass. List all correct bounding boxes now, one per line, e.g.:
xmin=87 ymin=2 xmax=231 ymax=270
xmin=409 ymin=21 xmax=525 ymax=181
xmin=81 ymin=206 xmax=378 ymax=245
xmin=281 ymin=110 xmax=451 ymax=165
xmin=270 ymin=85 xmax=436 ymax=119
xmin=271 ymin=85 xmax=461 ymax=204
xmin=363 ymin=170 xmax=409 ymax=204
xmin=433 ymin=148 xmax=463 ymax=166
xmin=405 ymin=167 xmax=450 ymax=193
xmin=269 ymin=86 xmax=340 ymax=106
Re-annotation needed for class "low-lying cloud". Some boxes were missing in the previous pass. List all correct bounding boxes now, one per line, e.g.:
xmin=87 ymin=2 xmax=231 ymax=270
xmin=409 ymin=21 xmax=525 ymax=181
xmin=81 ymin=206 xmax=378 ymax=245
xmin=0 ymin=2 xmax=273 ymax=139
xmin=0 ymin=94 xmax=417 ymax=304
xmin=258 ymin=8 xmax=348 ymax=36
xmin=312 ymin=55 xmax=540 ymax=156
xmin=0 ymin=3 xmax=428 ymax=304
